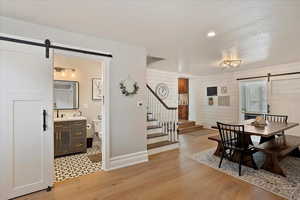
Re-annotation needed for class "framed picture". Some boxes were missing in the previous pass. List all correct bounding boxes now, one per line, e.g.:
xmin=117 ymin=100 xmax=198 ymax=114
xmin=92 ymin=78 xmax=102 ymax=100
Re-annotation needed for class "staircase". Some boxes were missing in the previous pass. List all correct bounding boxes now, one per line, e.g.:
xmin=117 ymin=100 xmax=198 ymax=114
xmin=178 ymin=120 xmax=203 ymax=134
xmin=146 ymin=85 xmax=179 ymax=155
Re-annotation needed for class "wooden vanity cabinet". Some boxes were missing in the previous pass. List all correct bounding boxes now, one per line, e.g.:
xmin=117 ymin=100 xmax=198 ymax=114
xmin=54 ymin=120 xmax=87 ymax=157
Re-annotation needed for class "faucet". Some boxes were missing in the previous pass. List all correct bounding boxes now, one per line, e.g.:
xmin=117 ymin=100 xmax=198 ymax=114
xmin=56 ymin=110 xmax=59 ymax=118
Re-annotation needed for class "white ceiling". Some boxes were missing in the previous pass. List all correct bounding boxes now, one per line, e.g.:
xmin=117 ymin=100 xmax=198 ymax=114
xmin=1 ymin=0 xmax=300 ymax=75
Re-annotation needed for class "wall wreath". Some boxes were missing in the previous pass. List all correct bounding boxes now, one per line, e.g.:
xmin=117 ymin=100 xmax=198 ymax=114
xmin=120 ymin=79 xmax=139 ymax=96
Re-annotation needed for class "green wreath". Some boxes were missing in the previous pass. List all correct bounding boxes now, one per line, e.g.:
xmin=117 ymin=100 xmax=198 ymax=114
xmin=120 ymin=81 xmax=139 ymax=96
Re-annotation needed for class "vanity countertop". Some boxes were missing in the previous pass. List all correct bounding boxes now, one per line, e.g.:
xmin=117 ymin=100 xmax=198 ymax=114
xmin=54 ymin=116 xmax=87 ymax=122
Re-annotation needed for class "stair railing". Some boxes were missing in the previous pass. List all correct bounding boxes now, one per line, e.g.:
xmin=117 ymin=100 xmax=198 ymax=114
xmin=146 ymin=84 xmax=178 ymax=142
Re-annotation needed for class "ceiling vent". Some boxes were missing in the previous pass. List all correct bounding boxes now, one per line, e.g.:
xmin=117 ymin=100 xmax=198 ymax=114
xmin=147 ymin=56 xmax=165 ymax=66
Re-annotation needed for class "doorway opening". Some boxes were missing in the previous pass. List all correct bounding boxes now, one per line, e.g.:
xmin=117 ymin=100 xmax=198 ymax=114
xmin=177 ymin=78 xmax=203 ymax=133
xmin=53 ymin=52 xmax=105 ymax=182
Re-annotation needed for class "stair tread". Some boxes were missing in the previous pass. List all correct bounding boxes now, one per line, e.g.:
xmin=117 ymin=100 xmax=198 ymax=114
xmin=147 ymin=133 xmax=167 ymax=139
xmin=147 ymin=125 xmax=162 ymax=130
xmin=147 ymin=118 xmax=157 ymax=122
xmin=178 ymin=120 xmax=196 ymax=128
xmin=178 ymin=125 xmax=203 ymax=130
xmin=147 ymin=141 xmax=178 ymax=150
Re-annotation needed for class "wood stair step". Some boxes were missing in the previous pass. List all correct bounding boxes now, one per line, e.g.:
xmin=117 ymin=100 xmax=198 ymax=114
xmin=178 ymin=125 xmax=203 ymax=134
xmin=178 ymin=120 xmax=196 ymax=128
xmin=147 ymin=141 xmax=179 ymax=150
xmin=147 ymin=125 xmax=162 ymax=130
xmin=147 ymin=133 xmax=167 ymax=139
xmin=147 ymin=118 xmax=157 ymax=122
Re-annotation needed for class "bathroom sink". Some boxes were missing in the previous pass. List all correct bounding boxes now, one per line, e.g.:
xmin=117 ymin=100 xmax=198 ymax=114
xmin=54 ymin=116 xmax=87 ymax=122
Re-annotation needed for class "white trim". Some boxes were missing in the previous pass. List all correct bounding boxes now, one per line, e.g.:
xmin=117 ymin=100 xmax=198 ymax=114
xmin=101 ymin=58 xmax=111 ymax=171
xmin=108 ymin=151 xmax=148 ymax=171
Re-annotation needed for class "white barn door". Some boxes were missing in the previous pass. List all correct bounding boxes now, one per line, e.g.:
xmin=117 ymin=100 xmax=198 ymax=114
xmin=269 ymin=76 xmax=300 ymax=136
xmin=0 ymin=40 xmax=53 ymax=199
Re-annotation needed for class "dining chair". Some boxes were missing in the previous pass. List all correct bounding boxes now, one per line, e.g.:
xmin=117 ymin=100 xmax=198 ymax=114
xmin=259 ymin=114 xmax=288 ymax=144
xmin=264 ymin=114 xmax=288 ymax=123
xmin=217 ymin=122 xmax=257 ymax=176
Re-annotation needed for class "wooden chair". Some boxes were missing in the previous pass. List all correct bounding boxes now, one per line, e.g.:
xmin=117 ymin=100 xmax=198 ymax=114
xmin=217 ymin=122 xmax=257 ymax=176
xmin=260 ymin=114 xmax=288 ymax=144
xmin=264 ymin=114 xmax=288 ymax=123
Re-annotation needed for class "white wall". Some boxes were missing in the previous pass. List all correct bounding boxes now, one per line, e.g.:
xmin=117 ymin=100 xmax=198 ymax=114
xmin=0 ymin=17 xmax=147 ymax=159
xmin=189 ymin=62 xmax=300 ymax=129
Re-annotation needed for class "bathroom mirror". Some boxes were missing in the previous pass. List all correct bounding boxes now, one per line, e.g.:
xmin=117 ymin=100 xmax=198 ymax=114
xmin=54 ymin=80 xmax=79 ymax=110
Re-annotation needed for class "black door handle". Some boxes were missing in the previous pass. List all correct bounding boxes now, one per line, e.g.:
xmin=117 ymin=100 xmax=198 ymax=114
xmin=43 ymin=109 xmax=47 ymax=131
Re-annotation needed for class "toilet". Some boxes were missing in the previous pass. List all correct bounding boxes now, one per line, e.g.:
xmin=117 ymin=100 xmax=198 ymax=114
xmin=92 ymin=119 xmax=101 ymax=149
xmin=93 ymin=119 xmax=101 ymax=135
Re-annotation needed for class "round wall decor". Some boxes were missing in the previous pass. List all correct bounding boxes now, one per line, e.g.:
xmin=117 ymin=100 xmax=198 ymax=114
xmin=155 ymin=83 xmax=169 ymax=100
xmin=120 ymin=78 xmax=139 ymax=96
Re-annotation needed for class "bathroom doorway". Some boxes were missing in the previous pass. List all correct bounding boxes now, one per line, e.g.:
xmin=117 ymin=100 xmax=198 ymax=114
xmin=52 ymin=50 xmax=109 ymax=182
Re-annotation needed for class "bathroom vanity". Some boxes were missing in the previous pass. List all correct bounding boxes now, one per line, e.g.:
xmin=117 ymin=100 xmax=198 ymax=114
xmin=54 ymin=117 xmax=87 ymax=157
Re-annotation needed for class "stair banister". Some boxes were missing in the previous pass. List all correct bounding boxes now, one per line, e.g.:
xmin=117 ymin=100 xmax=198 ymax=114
xmin=146 ymin=84 xmax=178 ymax=142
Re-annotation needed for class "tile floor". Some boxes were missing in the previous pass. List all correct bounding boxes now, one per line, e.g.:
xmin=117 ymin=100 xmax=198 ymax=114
xmin=54 ymin=147 xmax=102 ymax=182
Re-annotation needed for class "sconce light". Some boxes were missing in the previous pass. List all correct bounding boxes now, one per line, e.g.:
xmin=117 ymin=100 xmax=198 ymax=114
xmin=71 ymin=69 xmax=76 ymax=78
xmin=54 ymin=67 xmax=76 ymax=77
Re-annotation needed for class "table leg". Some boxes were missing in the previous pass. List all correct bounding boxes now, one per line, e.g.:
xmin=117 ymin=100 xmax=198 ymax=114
xmin=213 ymin=141 xmax=223 ymax=157
xmin=261 ymin=153 xmax=286 ymax=177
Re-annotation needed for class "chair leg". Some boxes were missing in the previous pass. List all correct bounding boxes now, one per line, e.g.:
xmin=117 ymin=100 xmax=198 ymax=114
xmin=219 ymin=150 xmax=225 ymax=168
xmin=239 ymin=151 xmax=243 ymax=176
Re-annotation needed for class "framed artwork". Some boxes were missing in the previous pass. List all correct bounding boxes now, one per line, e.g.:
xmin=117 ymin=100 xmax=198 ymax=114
xmin=221 ymin=86 xmax=228 ymax=94
xmin=92 ymin=78 xmax=102 ymax=100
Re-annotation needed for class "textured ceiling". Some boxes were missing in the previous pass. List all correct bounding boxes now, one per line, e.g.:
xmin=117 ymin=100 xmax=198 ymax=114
xmin=1 ymin=0 xmax=300 ymax=75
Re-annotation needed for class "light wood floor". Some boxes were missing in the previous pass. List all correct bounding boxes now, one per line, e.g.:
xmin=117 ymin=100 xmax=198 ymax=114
xmin=17 ymin=129 xmax=283 ymax=200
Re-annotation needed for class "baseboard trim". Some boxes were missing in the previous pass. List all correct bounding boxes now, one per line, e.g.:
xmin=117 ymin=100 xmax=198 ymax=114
xmin=108 ymin=151 xmax=148 ymax=171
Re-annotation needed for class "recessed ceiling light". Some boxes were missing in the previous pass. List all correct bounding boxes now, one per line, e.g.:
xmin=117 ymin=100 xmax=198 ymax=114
xmin=207 ymin=31 xmax=216 ymax=38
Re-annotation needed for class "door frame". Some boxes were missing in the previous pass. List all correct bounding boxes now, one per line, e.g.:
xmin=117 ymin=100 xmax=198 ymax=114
xmin=53 ymin=46 xmax=111 ymax=171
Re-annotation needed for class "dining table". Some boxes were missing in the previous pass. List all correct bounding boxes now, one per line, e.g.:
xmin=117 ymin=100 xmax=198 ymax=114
xmin=211 ymin=119 xmax=300 ymax=177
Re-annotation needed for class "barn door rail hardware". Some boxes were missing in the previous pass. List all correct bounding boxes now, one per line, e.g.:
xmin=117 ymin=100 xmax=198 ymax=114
xmin=0 ymin=36 xmax=113 ymax=58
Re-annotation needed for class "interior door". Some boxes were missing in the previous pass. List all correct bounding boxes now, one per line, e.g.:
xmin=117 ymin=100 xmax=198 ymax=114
xmin=269 ymin=76 xmax=300 ymax=136
xmin=0 ymin=40 xmax=53 ymax=199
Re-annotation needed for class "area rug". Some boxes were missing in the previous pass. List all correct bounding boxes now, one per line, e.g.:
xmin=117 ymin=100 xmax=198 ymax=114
xmin=54 ymin=147 xmax=102 ymax=182
xmin=191 ymin=148 xmax=300 ymax=200
xmin=88 ymin=153 xmax=102 ymax=163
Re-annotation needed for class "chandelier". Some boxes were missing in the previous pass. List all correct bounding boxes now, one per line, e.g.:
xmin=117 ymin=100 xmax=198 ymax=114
xmin=220 ymin=59 xmax=242 ymax=68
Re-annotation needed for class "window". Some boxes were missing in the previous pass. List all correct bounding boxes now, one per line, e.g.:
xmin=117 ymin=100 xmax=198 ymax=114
xmin=240 ymin=80 xmax=268 ymax=119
